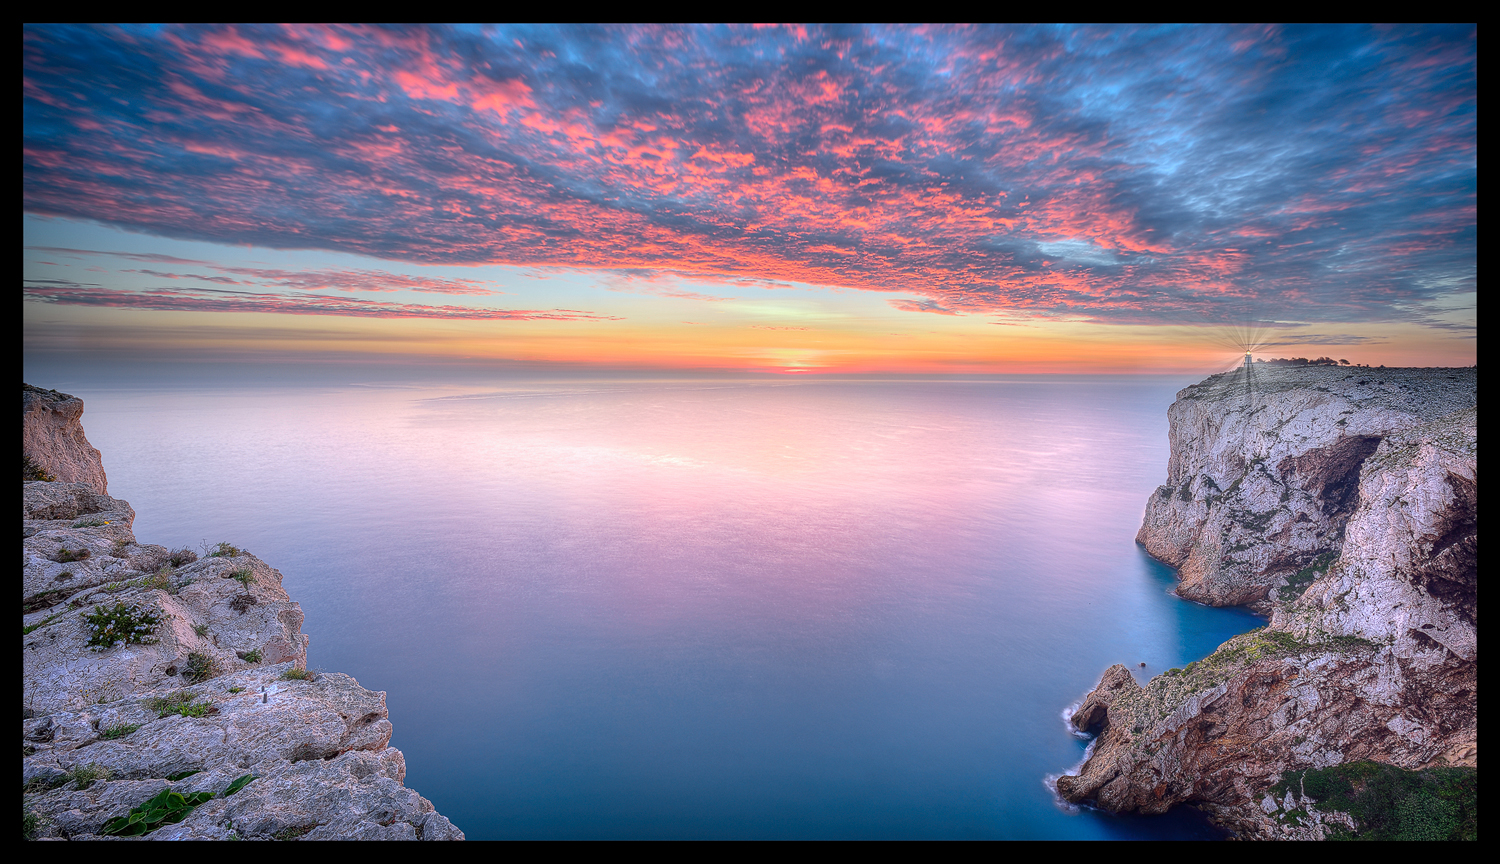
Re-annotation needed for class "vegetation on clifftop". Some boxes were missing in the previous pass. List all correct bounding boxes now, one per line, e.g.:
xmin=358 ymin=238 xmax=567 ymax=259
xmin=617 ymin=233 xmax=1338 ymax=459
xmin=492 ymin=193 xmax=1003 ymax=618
xmin=1273 ymin=762 xmax=1477 ymax=841
xmin=1113 ymin=627 xmax=1378 ymax=733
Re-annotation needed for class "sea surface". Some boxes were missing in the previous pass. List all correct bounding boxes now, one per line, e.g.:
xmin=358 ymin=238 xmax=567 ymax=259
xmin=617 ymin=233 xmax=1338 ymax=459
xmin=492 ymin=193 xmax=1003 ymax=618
xmin=58 ymin=373 xmax=1263 ymax=839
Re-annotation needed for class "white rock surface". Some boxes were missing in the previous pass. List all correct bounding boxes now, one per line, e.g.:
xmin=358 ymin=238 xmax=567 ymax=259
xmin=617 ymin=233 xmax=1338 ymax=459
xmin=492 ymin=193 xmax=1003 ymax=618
xmin=22 ymin=386 xmax=463 ymax=840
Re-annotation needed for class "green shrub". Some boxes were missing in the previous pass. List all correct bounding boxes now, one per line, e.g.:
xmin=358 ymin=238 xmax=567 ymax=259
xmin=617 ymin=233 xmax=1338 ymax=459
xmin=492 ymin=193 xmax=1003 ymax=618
xmin=167 ymin=547 xmax=199 ymax=567
xmin=182 ymin=652 xmax=222 ymax=684
xmin=100 ymin=788 xmax=214 ymax=837
xmin=82 ymin=602 xmax=162 ymax=651
xmin=281 ymin=668 xmax=314 ymax=681
xmin=193 ymin=623 xmax=210 ymax=637
xmin=1273 ymin=762 xmax=1477 ymax=841
xmin=241 ymin=648 xmax=263 ymax=664
xmin=98 ymin=723 xmax=141 ymax=740
xmin=230 ymin=567 xmax=256 ymax=586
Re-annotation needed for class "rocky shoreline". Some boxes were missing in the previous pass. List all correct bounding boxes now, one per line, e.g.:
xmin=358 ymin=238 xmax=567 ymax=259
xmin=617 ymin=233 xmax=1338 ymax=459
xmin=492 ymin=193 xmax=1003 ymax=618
xmin=23 ymin=385 xmax=464 ymax=840
xmin=1055 ymin=366 xmax=1477 ymax=839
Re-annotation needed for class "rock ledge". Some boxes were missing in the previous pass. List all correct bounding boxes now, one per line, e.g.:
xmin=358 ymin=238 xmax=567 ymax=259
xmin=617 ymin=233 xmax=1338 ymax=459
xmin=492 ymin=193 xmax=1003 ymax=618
xmin=22 ymin=386 xmax=463 ymax=841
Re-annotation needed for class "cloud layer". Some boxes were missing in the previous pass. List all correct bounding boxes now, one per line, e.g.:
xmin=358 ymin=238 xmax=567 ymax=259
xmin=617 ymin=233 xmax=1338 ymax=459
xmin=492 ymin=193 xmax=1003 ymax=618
xmin=23 ymin=24 xmax=1475 ymax=324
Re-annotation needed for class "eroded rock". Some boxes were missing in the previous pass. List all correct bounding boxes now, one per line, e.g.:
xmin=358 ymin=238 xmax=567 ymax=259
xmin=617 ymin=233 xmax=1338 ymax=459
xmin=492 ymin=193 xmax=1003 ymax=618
xmin=1059 ymin=368 xmax=1477 ymax=840
xmin=21 ymin=388 xmax=462 ymax=840
xmin=24 ymin=384 xmax=108 ymax=493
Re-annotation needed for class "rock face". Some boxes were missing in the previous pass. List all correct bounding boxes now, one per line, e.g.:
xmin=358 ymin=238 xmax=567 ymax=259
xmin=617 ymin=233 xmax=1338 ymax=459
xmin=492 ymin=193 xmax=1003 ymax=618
xmin=22 ymin=386 xmax=463 ymax=841
xmin=1057 ymin=367 xmax=1476 ymax=840
xmin=25 ymin=384 xmax=108 ymax=493
xmin=1137 ymin=366 xmax=1474 ymax=611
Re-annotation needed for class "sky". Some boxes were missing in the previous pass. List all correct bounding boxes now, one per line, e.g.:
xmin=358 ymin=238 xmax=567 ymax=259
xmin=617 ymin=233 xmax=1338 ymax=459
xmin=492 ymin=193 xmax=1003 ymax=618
xmin=23 ymin=24 xmax=1476 ymax=374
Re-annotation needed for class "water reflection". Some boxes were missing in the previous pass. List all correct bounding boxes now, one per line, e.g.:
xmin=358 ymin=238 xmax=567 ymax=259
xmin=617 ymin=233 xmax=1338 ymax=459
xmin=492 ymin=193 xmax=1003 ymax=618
xmin=77 ymin=375 xmax=1257 ymax=839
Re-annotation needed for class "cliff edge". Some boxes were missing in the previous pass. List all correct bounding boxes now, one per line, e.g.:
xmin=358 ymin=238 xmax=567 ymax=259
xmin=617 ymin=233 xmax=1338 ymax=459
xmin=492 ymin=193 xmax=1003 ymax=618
xmin=24 ymin=384 xmax=108 ymax=493
xmin=1057 ymin=366 xmax=1476 ymax=840
xmin=23 ymin=386 xmax=464 ymax=841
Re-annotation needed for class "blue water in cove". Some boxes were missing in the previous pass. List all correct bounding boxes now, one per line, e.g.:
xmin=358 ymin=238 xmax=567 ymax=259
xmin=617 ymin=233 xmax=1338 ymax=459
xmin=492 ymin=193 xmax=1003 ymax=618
xmin=61 ymin=374 xmax=1263 ymax=839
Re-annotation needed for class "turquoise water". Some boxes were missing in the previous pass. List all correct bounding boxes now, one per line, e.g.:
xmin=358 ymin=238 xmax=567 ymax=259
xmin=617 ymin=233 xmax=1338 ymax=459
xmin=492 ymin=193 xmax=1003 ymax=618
xmin=47 ymin=373 xmax=1262 ymax=839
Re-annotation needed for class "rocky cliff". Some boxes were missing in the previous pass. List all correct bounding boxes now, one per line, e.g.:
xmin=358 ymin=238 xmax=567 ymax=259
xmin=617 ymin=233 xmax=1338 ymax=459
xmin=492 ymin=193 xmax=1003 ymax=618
xmin=23 ymin=386 xmax=463 ymax=841
xmin=1056 ymin=366 xmax=1476 ymax=840
xmin=24 ymin=384 xmax=108 ymax=493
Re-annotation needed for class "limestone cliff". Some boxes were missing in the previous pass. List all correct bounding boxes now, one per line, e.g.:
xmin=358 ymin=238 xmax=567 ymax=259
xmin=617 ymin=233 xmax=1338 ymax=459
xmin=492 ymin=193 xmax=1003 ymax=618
xmin=1137 ymin=366 xmax=1473 ymax=610
xmin=24 ymin=384 xmax=108 ymax=494
xmin=1057 ymin=367 xmax=1476 ymax=840
xmin=23 ymin=386 xmax=464 ymax=841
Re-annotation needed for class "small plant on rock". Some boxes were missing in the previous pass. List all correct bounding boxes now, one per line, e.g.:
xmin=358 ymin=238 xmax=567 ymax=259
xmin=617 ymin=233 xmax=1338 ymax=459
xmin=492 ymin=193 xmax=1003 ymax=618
xmin=230 ymin=567 xmax=256 ymax=586
xmin=23 ymin=453 xmax=56 ymax=482
xmin=274 ymin=823 xmax=319 ymax=841
xmin=99 ymin=723 xmax=141 ymax=740
xmin=241 ymin=648 xmax=263 ymax=663
xmin=222 ymin=774 xmax=255 ymax=797
xmin=167 ymin=547 xmax=198 ymax=567
xmin=23 ymin=805 xmax=48 ymax=840
xmin=23 ymin=610 xmax=68 ymax=636
xmin=148 ymin=691 xmax=215 ymax=719
xmin=133 ymin=548 xmax=170 ymax=572
xmin=54 ymin=546 xmax=91 ymax=563
xmin=82 ymin=602 xmax=162 ymax=651
xmin=66 ymin=763 xmax=111 ymax=790
xmin=100 ymin=788 xmax=215 ymax=837
xmin=143 ymin=567 xmax=174 ymax=593
xmin=193 ymin=623 xmax=210 ymax=637
xmin=182 ymin=652 xmax=222 ymax=684
xmin=281 ymin=667 xmax=314 ymax=681
xmin=205 ymin=541 xmax=242 ymax=558
xmin=72 ymin=518 xmax=109 ymax=528
xmin=110 ymin=538 xmax=132 ymax=557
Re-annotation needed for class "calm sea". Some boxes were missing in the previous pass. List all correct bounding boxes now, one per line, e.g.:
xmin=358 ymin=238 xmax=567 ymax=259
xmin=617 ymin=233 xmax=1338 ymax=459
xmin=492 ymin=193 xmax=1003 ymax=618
xmin=58 ymin=374 xmax=1261 ymax=839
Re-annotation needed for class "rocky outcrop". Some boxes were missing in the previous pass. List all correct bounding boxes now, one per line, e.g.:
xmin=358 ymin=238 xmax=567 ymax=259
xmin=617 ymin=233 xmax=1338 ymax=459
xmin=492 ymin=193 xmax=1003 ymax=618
xmin=1137 ymin=366 xmax=1474 ymax=611
xmin=23 ymin=665 xmax=462 ymax=841
xmin=1058 ymin=367 xmax=1476 ymax=840
xmin=25 ymin=384 xmax=108 ymax=493
xmin=22 ymin=386 xmax=463 ymax=841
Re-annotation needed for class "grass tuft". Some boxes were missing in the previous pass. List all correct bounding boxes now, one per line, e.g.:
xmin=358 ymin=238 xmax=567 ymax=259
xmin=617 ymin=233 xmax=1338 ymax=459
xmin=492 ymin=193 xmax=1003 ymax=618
xmin=182 ymin=652 xmax=223 ymax=684
xmin=148 ymin=691 xmax=216 ymax=719
xmin=205 ymin=541 xmax=243 ymax=558
xmin=98 ymin=723 xmax=141 ymax=740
